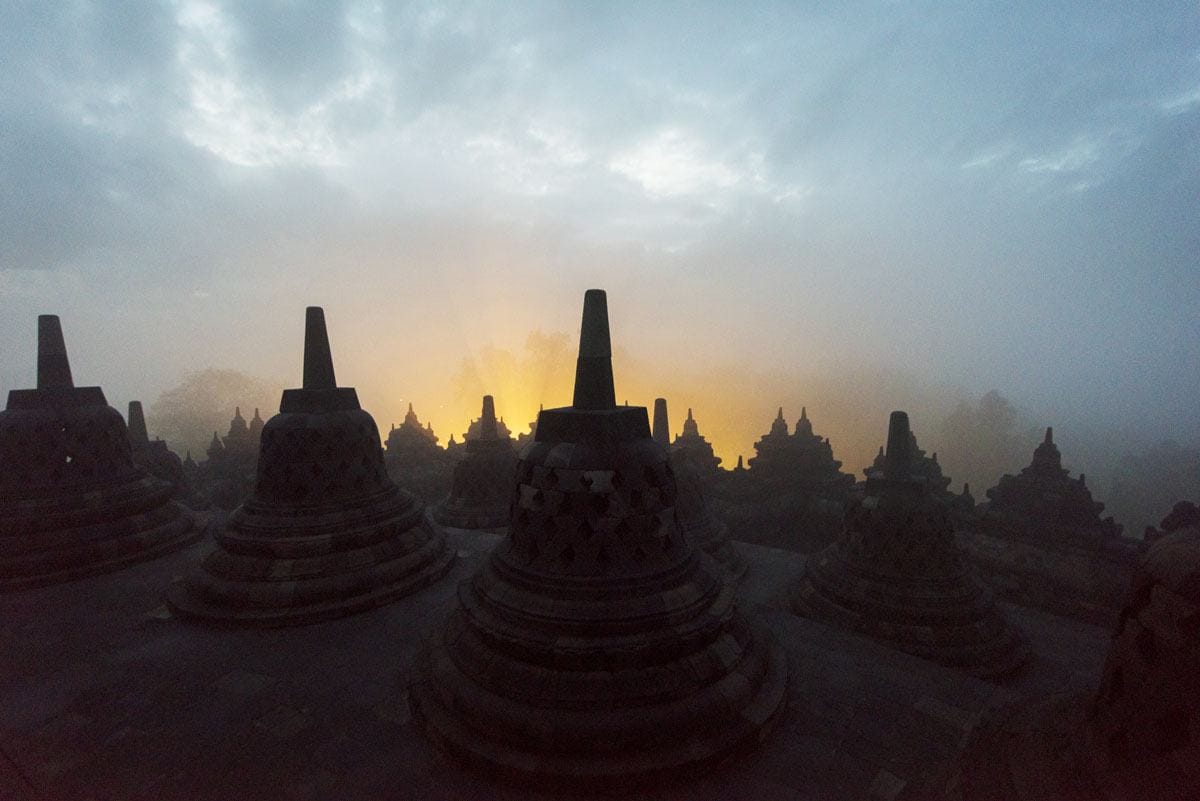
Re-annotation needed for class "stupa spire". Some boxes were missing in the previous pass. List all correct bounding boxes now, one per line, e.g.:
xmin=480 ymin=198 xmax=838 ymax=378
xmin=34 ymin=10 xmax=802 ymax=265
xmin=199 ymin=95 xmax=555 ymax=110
xmin=883 ymin=411 xmax=913 ymax=480
xmin=571 ymin=289 xmax=615 ymax=410
xmin=479 ymin=394 xmax=498 ymax=439
xmin=127 ymin=401 xmax=150 ymax=447
xmin=301 ymin=306 xmax=337 ymax=390
xmin=1045 ymin=426 xmax=1053 ymax=444
xmin=652 ymin=398 xmax=670 ymax=447
xmin=687 ymin=407 xmax=694 ymax=421
xmin=36 ymin=314 xmax=74 ymax=390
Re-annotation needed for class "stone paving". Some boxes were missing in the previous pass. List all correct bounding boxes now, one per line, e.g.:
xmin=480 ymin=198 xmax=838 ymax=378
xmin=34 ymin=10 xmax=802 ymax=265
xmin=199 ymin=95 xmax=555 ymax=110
xmin=0 ymin=518 xmax=1111 ymax=801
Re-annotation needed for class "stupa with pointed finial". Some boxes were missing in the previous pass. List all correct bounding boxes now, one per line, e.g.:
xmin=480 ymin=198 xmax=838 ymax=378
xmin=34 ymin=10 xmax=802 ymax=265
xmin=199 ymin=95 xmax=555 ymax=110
xmin=384 ymin=402 xmax=440 ymax=458
xmin=670 ymin=406 xmax=722 ymax=476
xmin=382 ymin=402 xmax=452 ymax=505
xmin=411 ymin=290 xmax=787 ymax=790
xmin=126 ymin=400 xmax=202 ymax=507
xmin=749 ymin=406 xmax=853 ymax=497
xmin=202 ymin=405 xmax=259 ymax=489
xmin=464 ymin=409 xmax=512 ymax=442
xmin=248 ymin=407 xmax=264 ymax=442
xmin=790 ymin=411 xmax=1026 ymax=679
xmin=0 ymin=316 xmax=201 ymax=590
xmin=864 ymin=424 xmax=953 ymax=500
xmin=434 ymin=395 xmax=517 ymax=529
xmin=654 ymin=398 xmax=746 ymax=580
xmin=745 ymin=407 xmax=793 ymax=477
xmin=167 ymin=307 xmax=454 ymax=626
xmin=984 ymin=426 xmax=1123 ymax=547
xmin=951 ymin=481 xmax=978 ymax=521
xmin=943 ymin=517 xmax=1199 ymax=801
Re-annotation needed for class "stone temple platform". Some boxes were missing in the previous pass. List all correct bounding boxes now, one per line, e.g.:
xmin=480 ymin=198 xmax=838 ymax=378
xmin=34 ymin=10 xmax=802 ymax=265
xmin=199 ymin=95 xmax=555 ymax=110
xmin=0 ymin=520 xmax=1110 ymax=801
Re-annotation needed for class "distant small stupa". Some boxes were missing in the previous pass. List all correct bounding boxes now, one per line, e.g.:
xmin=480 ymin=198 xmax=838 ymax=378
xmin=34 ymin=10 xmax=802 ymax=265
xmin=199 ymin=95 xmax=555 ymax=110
xmin=434 ymin=394 xmax=517 ymax=529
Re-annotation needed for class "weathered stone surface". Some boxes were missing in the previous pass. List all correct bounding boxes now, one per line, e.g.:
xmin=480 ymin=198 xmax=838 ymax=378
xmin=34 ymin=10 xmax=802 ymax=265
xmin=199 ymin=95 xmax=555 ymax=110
xmin=433 ymin=395 xmax=515 ymax=530
xmin=167 ymin=307 xmax=453 ymax=626
xmin=0 ymin=522 xmax=1115 ymax=801
xmin=0 ymin=316 xmax=201 ymax=591
xmin=410 ymin=291 xmax=787 ymax=791
xmin=939 ymin=517 xmax=1200 ymax=801
xmin=791 ymin=412 xmax=1026 ymax=680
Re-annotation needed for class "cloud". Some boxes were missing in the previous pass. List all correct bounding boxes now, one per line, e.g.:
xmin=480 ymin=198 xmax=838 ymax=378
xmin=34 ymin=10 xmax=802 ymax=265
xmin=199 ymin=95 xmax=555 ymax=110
xmin=609 ymin=129 xmax=743 ymax=197
xmin=0 ymin=0 xmax=1197 ymax=453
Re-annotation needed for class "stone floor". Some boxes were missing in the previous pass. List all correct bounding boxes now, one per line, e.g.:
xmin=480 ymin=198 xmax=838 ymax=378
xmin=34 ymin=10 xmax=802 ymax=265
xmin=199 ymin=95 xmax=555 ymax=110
xmin=0 ymin=517 xmax=1112 ymax=801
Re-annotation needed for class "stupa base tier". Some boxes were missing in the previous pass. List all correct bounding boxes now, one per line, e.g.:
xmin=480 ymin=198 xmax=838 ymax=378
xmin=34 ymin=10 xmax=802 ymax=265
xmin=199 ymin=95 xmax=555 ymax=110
xmin=166 ymin=525 xmax=454 ymax=628
xmin=409 ymin=623 xmax=787 ymax=792
xmin=696 ymin=531 xmax=747 ymax=581
xmin=0 ymin=506 xmax=204 ymax=592
xmin=433 ymin=503 xmax=510 ymax=530
xmin=790 ymin=569 xmax=1027 ymax=679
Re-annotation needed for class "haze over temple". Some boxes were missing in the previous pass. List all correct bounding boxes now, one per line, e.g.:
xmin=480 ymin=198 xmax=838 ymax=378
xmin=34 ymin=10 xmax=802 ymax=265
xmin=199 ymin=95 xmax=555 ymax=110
xmin=0 ymin=286 xmax=1195 ymax=800
xmin=0 ymin=2 xmax=1196 ymax=794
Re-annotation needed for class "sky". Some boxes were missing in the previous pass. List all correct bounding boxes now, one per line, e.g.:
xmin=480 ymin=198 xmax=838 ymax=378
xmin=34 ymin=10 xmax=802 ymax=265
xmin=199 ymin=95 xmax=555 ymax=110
xmin=1 ymin=1 xmax=1197 ymax=486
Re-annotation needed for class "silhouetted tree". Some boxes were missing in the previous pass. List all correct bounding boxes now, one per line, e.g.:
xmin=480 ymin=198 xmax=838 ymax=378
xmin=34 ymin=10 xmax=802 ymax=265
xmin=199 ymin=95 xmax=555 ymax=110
xmin=147 ymin=369 xmax=280 ymax=460
xmin=938 ymin=390 xmax=1038 ymax=496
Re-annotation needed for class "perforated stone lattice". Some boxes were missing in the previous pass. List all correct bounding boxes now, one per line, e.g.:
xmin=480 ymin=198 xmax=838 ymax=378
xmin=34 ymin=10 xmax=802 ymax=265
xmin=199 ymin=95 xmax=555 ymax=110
xmin=0 ymin=406 xmax=136 ymax=489
xmin=254 ymin=412 xmax=390 ymax=507
xmin=507 ymin=453 xmax=682 ymax=575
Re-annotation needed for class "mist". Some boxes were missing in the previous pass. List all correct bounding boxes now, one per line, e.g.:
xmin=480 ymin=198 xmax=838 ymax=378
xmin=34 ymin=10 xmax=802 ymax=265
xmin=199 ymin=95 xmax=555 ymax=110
xmin=1 ymin=1 xmax=1197 ymax=531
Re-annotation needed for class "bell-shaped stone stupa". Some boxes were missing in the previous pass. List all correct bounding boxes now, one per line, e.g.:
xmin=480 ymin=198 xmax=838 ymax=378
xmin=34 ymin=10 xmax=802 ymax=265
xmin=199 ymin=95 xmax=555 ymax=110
xmin=410 ymin=290 xmax=787 ymax=791
xmin=167 ymin=307 xmax=453 ymax=625
xmin=0 ymin=316 xmax=200 ymax=590
xmin=790 ymin=411 xmax=1026 ymax=679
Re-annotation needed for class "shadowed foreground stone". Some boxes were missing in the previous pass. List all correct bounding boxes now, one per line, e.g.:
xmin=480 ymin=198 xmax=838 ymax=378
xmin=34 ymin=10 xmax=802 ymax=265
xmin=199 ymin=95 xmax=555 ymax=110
xmin=790 ymin=411 xmax=1026 ymax=679
xmin=411 ymin=290 xmax=787 ymax=792
xmin=655 ymin=397 xmax=746 ymax=580
xmin=940 ymin=521 xmax=1200 ymax=801
xmin=0 ymin=316 xmax=201 ymax=591
xmin=167 ymin=307 xmax=453 ymax=626
xmin=433 ymin=395 xmax=516 ymax=529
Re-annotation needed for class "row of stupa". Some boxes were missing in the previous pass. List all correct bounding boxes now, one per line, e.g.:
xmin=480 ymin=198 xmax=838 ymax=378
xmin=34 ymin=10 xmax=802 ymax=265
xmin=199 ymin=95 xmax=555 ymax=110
xmin=196 ymin=393 xmax=1125 ymax=561
xmin=397 ymin=388 xmax=1123 ymax=557
xmin=1 ymin=293 xmax=1190 ymax=796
